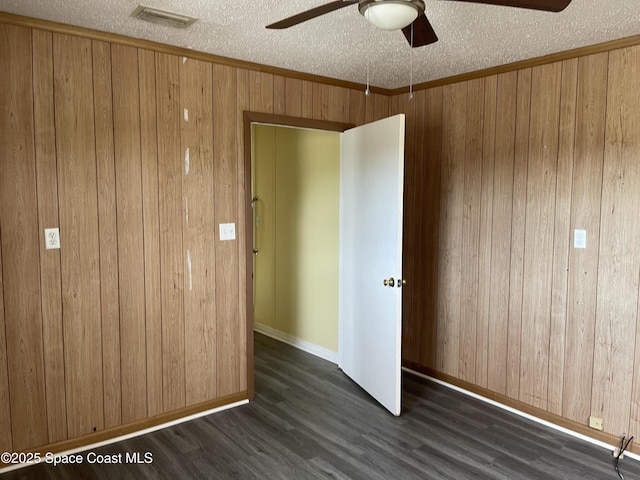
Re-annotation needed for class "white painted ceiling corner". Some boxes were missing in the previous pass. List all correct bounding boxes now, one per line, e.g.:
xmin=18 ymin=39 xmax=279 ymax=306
xmin=1 ymin=0 xmax=639 ymax=89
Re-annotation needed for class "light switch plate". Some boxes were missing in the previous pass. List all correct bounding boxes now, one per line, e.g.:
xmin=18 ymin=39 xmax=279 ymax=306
xmin=219 ymin=223 xmax=236 ymax=241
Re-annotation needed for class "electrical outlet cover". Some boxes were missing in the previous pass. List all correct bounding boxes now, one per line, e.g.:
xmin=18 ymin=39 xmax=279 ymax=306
xmin=574 ymin=229 xmax=587 ymax=249
xmin=589 ymin=416 xmax=604 ymax=431
xmin=44 ymin=228 xmax=60 ymax=250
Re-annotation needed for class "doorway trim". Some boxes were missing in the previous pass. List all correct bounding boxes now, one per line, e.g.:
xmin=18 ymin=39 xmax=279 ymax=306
xmin=243 ymin=111 xmax=354 ymax=399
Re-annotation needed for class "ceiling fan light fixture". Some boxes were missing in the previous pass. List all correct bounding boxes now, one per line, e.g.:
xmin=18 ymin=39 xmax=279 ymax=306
xmin=359 ymin=0 xmax=425 ymax=31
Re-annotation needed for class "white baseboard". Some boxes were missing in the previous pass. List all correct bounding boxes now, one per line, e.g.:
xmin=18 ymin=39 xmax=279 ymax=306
xmin=403 ymin=367 xmax=640 ymax=463
xmin=254 ymin=323 xmax=339 ymax=364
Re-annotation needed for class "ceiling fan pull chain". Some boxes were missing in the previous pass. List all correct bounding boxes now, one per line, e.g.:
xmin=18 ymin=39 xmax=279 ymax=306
xmin=409 ymin=22 xmax=414 ymax=100
xmin=365 ymin=32 xmax=371 ymax=97
xmin=366 ymin=60 xmax=371 ymax=97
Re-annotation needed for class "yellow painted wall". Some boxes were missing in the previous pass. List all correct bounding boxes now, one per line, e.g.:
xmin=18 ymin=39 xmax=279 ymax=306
xmin=253 ymin=125 xmax=340 ymax=352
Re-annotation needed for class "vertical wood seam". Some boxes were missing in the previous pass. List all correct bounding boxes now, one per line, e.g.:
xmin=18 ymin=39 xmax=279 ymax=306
xmin=546 ymin=62 xmax=568 ymax=412
xmin=0 ymin=221 xmax=13 ymax=449
xmin=31 ymin=30 xmax=51 ymax=442
xmin=180 ymin=58 xmax=187 ymax=407
xmin=108 ymin=43 xmax=122 ymax=429
xmin=503 ymin=76 xmax=518 ymax=393
xmin=48 ymin=33 xmax=65 ymax=438
xmin=153 ymin=52 xmax=165 ymax=414
xmin=47 ymin=29 xmax=67 ymax=441
xmin=136 ymin=48 xmax=150 ymax=418
xmin=516 ymin=70 xmax=533 ymax=402
xmin=590 ymin=52 xmax=610 ymax=422
xmin=557 ymin=60 xmax=578 ymax=418
xmin=49 ymin=31 xmax=68 ymax=440
xmin=93 ymin=40 xmax=109 ymax=430
xmin=473 ymin=79 xmax=486 ymax=380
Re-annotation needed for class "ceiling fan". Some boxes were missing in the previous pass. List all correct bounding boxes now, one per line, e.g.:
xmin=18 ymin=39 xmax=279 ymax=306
xmin=266 ymin=0 xmax=571 ymax=48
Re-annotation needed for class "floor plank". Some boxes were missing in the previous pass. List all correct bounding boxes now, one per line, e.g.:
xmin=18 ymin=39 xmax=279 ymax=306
xmin=3 ymin=333 xmax=639 ymax=479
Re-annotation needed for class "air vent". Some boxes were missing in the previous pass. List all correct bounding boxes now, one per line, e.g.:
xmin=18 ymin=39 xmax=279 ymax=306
xmin=132 ymin=5 xmax=197 ymax=29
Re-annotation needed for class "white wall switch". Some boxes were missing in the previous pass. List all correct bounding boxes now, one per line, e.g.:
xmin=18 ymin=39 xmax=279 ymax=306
xmin=574 ymin=229 xmax=586 ymax=249
xmin=45 ymin=228 xmax=60 ymax=249
xmin=219 ymin=223 xmax=236 ymax=241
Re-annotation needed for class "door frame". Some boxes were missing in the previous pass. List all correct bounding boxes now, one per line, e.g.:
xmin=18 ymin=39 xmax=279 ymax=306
xmin=243 ymin=111 xmax=354 ymax=399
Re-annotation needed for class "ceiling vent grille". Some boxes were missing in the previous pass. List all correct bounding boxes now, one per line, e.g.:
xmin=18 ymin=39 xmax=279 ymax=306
xmin=132 ymin=5 xmax=197 ymax=29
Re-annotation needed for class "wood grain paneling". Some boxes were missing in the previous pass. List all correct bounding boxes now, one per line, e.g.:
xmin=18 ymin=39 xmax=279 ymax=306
xmin=418 ymin=86 xmax=443 ymax=370
xmin=593 ymin=45 xmax=640 ymax=436
xmin=273 ymin=75 xmax=286 ymax=115
xmin=506 ymin=68 xmax=531 ymax=399
xmin=1 ymin=19 xmax=399 ymax=454
xmin=92 ymin=39 xmax=122 ymax=430
xmin=112 ymin=44 xmax=148 ymax=423
xmin=400 ymin=45 xmax=640 ymax=450
xmin=312 ymin=83 xmax=350 ymax=123
xmin=397 ymin=92 xmax=416 ymax=363
xmin=486 ymin=71 xmax=517 ymax=395
xmin=33 ymin=28 xmax=68 ymax=443
xmin=563 ymin=54 xmax=607 ymax=423
xmin=138 ymin=48 xmax=163 ymax=417
xmin=284 ymin=77 xmax=302 ymax=117
xmin=546 ymin=58 xmax=577 ymax=416
xmin=459 ymin=78 xmax=483 ymax=384
xmin=405 ymin=90 xmax=425 ymax=364
xmin=53 ymin=33 xmax=104 ymax=438
xmin=156 ymin=52 xmax=186 ymax=413
xmin=0 ymin=238 xmax=10 ymax=451
xmin=365 ymin=93 xmax=390 ymax=123
xmin=475 ymin=76 xmax=496 ymax=389
xmin=519 ymin=62 xmax=561 ymax=409
xmin=11 ymin=11 xmax=640 ymax=455
xmin=249 ymin=70 xmax=274 ymax=114
xmin=236 ymin=69 xmax=251 ymax=394
xmin=0 ymin=24 xmax=49 ymax=450
xmin=349 ymin=89 xmax=367 ymax=127
xmin=436 ymin=82 xmax=466 ymax=377
xmin=301 ymin=80 xmax=314 ymax=118
xmin=181 ymin=57 xmax=217 ymax=406
xmin=214 ymin=64 xmax=240 ymax=396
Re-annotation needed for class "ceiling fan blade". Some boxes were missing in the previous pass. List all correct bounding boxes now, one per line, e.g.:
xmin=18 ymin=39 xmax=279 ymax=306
xmin=444 ymin=0 xmax=571 ymax=12
xmin=402 ymin=14 xmax=439 ymax=48
xmin=266 ymin=0 xmax=359 ymax=29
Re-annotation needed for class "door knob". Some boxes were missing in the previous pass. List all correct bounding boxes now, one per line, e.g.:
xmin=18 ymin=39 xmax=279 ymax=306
xmin=383 ymin=277 xmax=395 ymax=287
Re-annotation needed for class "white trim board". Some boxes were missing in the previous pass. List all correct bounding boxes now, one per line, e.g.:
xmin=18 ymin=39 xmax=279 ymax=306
xmin=403 ymin=367 xmax=640 ymax=464
xmin=0 ymin=399 xmax=249 ymax=474
xmin=254 ymin=323 xmax=339 ymax=364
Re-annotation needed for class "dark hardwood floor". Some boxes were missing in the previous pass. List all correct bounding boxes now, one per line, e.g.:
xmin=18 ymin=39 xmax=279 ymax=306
xmin=3 ymin=332 xmax=639 ymax=479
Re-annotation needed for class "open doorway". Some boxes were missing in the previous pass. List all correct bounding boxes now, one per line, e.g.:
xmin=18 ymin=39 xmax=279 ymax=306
xmin=252 ymin=123 xmax=341 ymax=361
xmin=242 ymin=112 xmax=353 ymax=399
xmin=243 ymin=112 xmax=406 ymax=416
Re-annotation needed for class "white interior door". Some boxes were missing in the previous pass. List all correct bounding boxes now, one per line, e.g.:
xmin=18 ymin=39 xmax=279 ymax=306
xmin=339 ymin=114 xmax=405 ymax=416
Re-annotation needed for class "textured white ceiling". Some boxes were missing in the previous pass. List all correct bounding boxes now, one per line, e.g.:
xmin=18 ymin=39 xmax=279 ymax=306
xmin=1 ymin=0 xmax=639 ymax=89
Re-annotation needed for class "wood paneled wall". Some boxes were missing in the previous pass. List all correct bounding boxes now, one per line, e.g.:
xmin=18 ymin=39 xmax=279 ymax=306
xmin=396 ymin=45 xmax=640 ymax=448
xmin=4 ymin=10 xmax=640 ymax=457
xmin=0 ymin=21 xmax=381 ymax=453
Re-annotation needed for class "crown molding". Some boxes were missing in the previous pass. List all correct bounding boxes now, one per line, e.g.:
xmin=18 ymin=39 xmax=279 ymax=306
xmin=0 ymin=10 xmax=387 ymax=95
xmin=3 ymin=10 xmax=640 ymax=96
xmin=389 ymin=33 xmax=640 ymax=95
